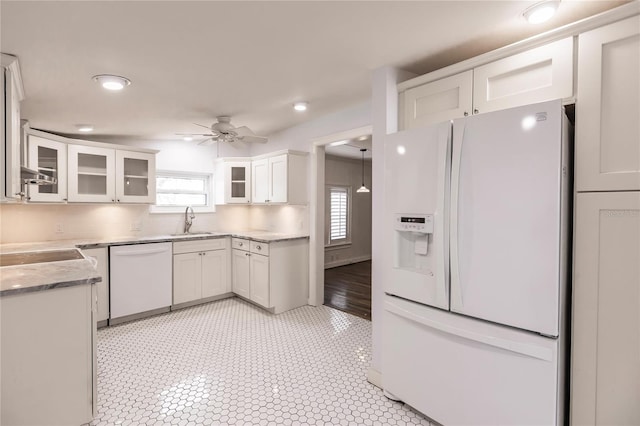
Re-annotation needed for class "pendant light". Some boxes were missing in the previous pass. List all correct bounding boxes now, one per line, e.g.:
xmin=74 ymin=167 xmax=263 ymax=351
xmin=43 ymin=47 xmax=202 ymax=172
xmin=357 ymin=148 xmax=370 ymax=193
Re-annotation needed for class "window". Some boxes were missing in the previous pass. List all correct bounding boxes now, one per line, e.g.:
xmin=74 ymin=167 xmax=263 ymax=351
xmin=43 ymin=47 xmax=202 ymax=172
xmin=326 ymin=186 xmax=351 ymax=245
xmin=151 ymin=171 xmax=213 ymax=213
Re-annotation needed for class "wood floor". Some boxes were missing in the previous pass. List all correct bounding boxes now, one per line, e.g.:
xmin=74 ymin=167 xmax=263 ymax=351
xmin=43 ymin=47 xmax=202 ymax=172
xmin=324 ymin=261 xmax=371 ymax=320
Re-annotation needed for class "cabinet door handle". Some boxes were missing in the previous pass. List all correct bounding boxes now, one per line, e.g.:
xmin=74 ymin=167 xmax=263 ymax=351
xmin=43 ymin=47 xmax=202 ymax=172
xmin=473 ymin=108 xmax=479 ymax=114
xmin=256 ymin=245 xmax=261 ymax=250
xmin=245 ymin=253 xmax=250 ymax=256
xmin=238 ymin=242 xmax=243 ymax=247
xmin=463 ymin=111 xmax=469 ymax=116
xmin=202 ymin=252 xmax=206 ymax=256
xmin=111 ymin=199 xmax=115 ymax=202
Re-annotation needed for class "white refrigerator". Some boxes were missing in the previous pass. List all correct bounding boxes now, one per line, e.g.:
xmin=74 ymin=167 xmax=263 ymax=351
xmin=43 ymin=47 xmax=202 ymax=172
xmin=382 ymin=99 xmax=571 ymax=425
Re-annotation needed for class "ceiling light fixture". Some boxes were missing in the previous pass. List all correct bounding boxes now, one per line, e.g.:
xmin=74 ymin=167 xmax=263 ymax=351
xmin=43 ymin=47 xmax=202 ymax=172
xmin=76 ymin=125 xmax=94 ymax=132
xmin=92 ymin=74 xmax=131 ymax=91
xmin=183 ymin=136 xmax=193 ymax=142
xmin=523 ymin=1 xmax=559 ymax=24
xmin=293 ymin=102 xmax=308 ymax=112
xmin=357 ymin=148 xmax=370 ymax=193
xmin=329 ymin=139 xmax=349 ymax=147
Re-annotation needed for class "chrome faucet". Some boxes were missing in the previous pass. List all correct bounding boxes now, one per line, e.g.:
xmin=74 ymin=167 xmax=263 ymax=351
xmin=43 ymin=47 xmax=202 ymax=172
xmin=184 ymin=206 xmax=195 ymax=234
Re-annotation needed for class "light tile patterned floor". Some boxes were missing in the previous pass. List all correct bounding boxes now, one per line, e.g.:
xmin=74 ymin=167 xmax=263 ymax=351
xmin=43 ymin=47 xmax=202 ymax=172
xmin=91 ymin=297 xmax=431 ymax=426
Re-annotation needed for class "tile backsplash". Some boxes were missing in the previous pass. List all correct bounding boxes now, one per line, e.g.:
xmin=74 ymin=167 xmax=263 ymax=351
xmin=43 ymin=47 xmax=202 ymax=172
xmin=0 ymin=203 xmax=308 ymax=244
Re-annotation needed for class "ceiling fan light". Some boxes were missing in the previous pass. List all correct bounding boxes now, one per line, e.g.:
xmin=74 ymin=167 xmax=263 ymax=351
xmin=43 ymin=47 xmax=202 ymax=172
xmin=92 ymin=74 xmax=131 ymax=91
xmin=183 ymin=136 xmax=193 ymax=141
xmin=293 ymin=102 xmax=308 ymax=112
xmin=76 ymin=124 xmax=94 ymax=132
xmin=523 ymin=1 xmax=559 ymax=24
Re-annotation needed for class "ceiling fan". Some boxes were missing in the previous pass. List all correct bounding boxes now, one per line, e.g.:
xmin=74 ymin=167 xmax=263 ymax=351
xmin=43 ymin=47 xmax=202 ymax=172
xmin=177 ymin=116 xmax=267 ymax=145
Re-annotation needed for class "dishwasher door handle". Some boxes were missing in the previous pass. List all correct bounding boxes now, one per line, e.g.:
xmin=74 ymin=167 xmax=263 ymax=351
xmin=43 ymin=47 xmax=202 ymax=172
xmin=112 ymin=247 xmax=170 ymax=256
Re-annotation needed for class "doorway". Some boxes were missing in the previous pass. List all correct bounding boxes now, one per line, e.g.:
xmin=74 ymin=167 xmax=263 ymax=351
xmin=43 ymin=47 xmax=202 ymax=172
xmin=310 ymin=127 xmax=373 ymax=319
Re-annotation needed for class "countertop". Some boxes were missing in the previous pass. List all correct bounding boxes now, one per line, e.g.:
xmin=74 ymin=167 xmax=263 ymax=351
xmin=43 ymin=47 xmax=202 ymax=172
xmin=0 ymin=231 xmax=308 ymax=297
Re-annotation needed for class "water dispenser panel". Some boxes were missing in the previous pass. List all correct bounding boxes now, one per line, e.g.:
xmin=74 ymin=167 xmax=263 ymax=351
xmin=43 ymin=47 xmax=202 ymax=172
xmin=394 ymin=214 xmax=435 ymax=274
xmin=395 ymin=214 xmax=434 ymax=233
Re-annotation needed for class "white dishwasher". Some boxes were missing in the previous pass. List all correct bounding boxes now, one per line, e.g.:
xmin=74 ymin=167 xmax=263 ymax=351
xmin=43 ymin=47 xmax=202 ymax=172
xmin=109 ymin=242 xmax=172 ymax=320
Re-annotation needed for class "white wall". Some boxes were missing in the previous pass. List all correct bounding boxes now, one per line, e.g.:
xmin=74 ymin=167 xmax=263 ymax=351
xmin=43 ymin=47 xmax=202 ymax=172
xmin=324 ymin=155 xmax=372 ymax=268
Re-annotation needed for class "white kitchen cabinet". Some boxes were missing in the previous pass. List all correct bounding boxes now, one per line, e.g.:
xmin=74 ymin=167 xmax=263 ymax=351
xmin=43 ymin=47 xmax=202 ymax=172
xmin=575 ymin=16 xmax=640 ymax=192
xmin=116 ymin=150 xmax=156 ymax=203
xmin=231 ymin=237 xmax=309 ymax=313
xmin=215 ymin=159 xmax=251 ymax=204
xmin=173 ymin=238 xmax=230 ymax=306
xmin=472 ymin=37 xmax=573 ymax=115
xmin=27 ymin=135 xmax=68 ymax=202
xmin=82 ymin=247 xmax=110 ymax=325
xmin=1 ymin=54 xmax=24 ymax=201
xmin=251 ymin=152 xmax=307 ymax=205
xmin=571 ymin=191 xmax=640 ymax=426
xmin=232 ymin=244 xmax=251 ymax=299
xmin=68 ymin=144 xmax=116 ymax=202
xmin=249 ymin=244 xmax=270 ymax=308
xmin=399 ymin=37 xmax=574 ymax=128
xmin=0 ymin=284 xmax=96 ymax=425
xmin=401 ymin=70 xmax=473 ymax=129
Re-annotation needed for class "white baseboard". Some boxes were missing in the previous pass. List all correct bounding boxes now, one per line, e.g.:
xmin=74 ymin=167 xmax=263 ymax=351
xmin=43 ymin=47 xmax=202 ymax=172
xmin=325 ymin=255 xmax=371 ymax=269
xmin=367 ymin=367 xmax=382 ymax=389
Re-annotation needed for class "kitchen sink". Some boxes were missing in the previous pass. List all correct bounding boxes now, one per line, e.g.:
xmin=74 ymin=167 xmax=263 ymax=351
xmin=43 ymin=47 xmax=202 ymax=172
xmin=169 ymin=232 xmax=218 ymax=237
xmin=0 ymin=249 xmax=85 ymax=267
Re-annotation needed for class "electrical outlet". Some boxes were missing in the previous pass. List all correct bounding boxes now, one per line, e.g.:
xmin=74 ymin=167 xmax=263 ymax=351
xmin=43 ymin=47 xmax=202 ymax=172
xmin=55 ymin=223 xmax=64 ymax=234
xmin=130 ymin=221 xmax=142 ymax=231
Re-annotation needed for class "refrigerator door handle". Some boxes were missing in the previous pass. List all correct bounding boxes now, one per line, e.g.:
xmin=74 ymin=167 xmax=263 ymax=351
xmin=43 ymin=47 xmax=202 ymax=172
xmin=385 ymin=300 xmax=553 ymax=362
xmin=436 ymin=123 xmax=452 ymax=306
xmin=450 ymin=120 xmax=464 ymax=306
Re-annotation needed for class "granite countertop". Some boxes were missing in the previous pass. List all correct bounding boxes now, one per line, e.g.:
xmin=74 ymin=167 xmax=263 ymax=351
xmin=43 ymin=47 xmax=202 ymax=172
xmin=0 ymin=251 xmax=101 ymax=297
xmin=0 ymin=231 xmax=308 ymax=297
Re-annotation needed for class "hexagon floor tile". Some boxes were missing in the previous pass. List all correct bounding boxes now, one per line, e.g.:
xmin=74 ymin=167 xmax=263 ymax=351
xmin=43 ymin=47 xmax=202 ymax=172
xmin=91 ymin=297 xmax=432 ymax=426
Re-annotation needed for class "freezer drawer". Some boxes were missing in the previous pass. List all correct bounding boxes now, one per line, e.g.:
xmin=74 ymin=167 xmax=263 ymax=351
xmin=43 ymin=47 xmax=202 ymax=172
xmin=382 ymin=295 xmax=563 ymax=426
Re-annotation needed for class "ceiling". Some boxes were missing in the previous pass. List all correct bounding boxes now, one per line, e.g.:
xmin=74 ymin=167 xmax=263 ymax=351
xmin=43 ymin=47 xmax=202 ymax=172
xmin=1 ymin=1 xmax=628 ymax=144
xmin=325 ymin=135 xmax=373 ymax=160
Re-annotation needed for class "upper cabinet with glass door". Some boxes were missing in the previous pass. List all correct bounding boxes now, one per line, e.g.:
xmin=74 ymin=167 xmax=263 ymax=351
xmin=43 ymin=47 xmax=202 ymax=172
xmin=27 ymin=135 xmax=67 ymax=202
xmin=116 ymin=150 xmax=156 ymax=203
xmin=215 ymin=159 xmax=251 ymax=204
xmin=67 ymin=145 xmax=116 ymax=202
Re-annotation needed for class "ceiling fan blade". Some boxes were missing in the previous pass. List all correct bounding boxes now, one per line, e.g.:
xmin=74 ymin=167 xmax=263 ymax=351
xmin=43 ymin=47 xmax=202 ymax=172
xmin=197 ymin=137 xmax=217 ymax=146
xmin=233 ymin=126 xmax=255 ymax=136
xmin=176 ymin=133 xmax=213 ymax=136
xmin=239 ymin=135 xmax=268 ymax=144
xmin=193 ymin=123 xmax=212 ymax=130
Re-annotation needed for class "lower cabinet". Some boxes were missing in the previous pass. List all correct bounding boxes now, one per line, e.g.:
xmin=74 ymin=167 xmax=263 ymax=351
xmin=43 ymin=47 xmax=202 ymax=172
xmin=232 ymin=237 xmax=308 ymax=313
xmin=571 ymin=191 xmax=640 ymax=425
xmin=173 ymin=238 xmax=231 ymax=306
xmin=82 ymin=247 xmax=109 ymax=325
xmin=0 ymin=284 xmax=96 ymax=425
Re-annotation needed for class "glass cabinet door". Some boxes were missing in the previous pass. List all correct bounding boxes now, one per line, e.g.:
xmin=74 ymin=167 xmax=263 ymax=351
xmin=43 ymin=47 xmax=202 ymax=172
xmin=67 ymin=145 xmax=116 ymax=202
xmin=115 ymin=150 xmax=156 ymax=203
xmin=27 ymin=136 xmax=67 ymax=202
xmin=224 ymin=162 xmax=251 ymax=203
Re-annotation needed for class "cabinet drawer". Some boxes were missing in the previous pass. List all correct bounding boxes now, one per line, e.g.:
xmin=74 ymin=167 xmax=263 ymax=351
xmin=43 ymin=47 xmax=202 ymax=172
xmin=173 ymin=238 xmax=226 ymax=254
xmin=232 ymin=238 xmax=250 ymax=251
xmin=250 ymin=241 xmax=269 ymax=256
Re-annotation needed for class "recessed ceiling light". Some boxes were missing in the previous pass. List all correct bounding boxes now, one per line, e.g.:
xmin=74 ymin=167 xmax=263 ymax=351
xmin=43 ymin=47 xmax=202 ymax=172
xmin=77 ymin=124 xmax=94 ymax=132
xmin=293 ymin=102 xmax=308 ymax=112
xmin=183 ymin=136 xmax=193 ymax=142
xmin=92 ymin=74 xmax=131 ymax=91
xmin=329 ymin=139 xmax=349 ymax=147
xmin=523 ymin=1 xmax=559 ymax=24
